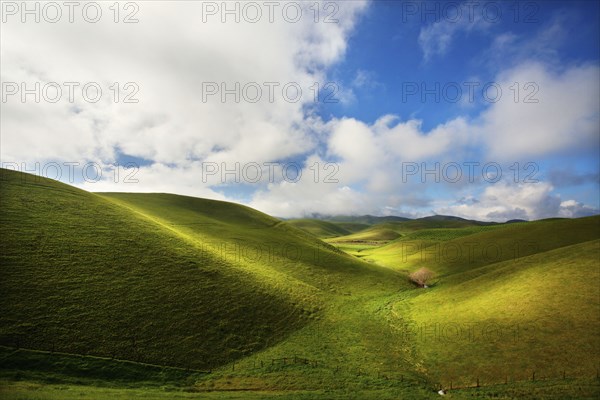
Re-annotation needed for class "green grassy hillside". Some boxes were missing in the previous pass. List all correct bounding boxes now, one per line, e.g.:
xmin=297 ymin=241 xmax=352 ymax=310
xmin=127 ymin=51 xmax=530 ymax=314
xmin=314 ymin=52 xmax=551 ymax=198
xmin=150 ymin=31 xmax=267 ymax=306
xmin=1 ymin=168 xmax=598 ymax=399
xmin=0 ymin=168 xmax=319 ymax=370
xmin=0 ymin=168 xmax=414 ymax=380
xmin=403 ymin=239 xmax=600 ymax=386
xmin=328 ymin=217 xmax=500 ymax=248
xmin=393 ymin=215 xmax=496 ymax=231
xmin=354 ymin=217 xmax=600 ymax=387
xmin=286 ymin=219 xmax=351 ymax=238
xmin=363 ymin=217 xmax=599 ymax=274
xmin=327 ymin=216 xmax=600 ymax=390
xmin=324 ymin=215 xmax=411 ymax=225
xmin=1 ymin=169 xmax=405 ymax=373
xmin=98 ymin=192 xmax=402 ymax=294
xmin=285 ymin=219 xmax=371 ymax=238
xmin=334 ymin=222 xmax=371 ymax=233
xmin=329 ymin=225 xmax=402 ymax=243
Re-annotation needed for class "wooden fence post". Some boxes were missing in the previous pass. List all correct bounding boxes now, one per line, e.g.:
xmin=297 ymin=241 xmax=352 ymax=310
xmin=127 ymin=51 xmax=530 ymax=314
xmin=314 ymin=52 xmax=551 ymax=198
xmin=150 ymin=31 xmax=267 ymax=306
xmin=476 ymin=378 xmax=480 ymax=387
xmin=532 ymin=371 xmax=535 ymax=382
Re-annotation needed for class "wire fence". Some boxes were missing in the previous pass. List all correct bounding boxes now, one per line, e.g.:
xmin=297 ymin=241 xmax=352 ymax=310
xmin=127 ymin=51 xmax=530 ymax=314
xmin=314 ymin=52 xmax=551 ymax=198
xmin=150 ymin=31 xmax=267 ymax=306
xmin=231 ymin=354 xmax=600 ymax=392
xmin=436 ymin=368 xmax=600 ymax=391
xmin=4 ymin=345 xmax=599 ymax=393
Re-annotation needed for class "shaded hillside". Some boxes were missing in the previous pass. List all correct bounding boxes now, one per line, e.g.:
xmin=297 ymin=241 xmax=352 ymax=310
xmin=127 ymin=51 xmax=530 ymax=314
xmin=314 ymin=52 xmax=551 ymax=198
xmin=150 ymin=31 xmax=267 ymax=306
xmin=0 ymin=169 xmax=330 ymax=369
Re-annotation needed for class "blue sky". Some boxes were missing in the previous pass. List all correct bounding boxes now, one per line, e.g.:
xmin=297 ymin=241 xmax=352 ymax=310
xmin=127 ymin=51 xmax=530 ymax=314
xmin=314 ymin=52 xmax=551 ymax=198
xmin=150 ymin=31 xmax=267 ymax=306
xmin=307 ymin=0 xmax=600 ymax=219
xmin=1 ymin=0 xmax=599 ymax=221
xmin=323 ymin=1 xmax=599 ymax=128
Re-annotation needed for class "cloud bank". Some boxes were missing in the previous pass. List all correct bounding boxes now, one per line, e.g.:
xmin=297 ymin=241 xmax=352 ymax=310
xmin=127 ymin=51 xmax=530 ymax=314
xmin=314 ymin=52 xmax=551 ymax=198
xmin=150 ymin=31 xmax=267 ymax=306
xmin=1 ymin=1 xmax=598 ymax=221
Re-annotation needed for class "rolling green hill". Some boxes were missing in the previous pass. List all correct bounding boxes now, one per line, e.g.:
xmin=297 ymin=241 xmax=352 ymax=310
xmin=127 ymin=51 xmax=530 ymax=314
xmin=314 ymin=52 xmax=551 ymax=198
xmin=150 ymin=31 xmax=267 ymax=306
xmin=98 ymin=192 xmax=401 ymax=293
xmin=323 ymin=215 xmax=411 ymax=225
xmin=0 ymin=168 xmax=317 ymax=370
xmin=1 ymin=168 xmax=599 ymax=399
xmin=334 ymin=222 xmax=371 ymax=233
xmin=362 ymin=217 xmax=599 ymax=274
xmin=352 ymin=216 xmax=600 ymax=387
xmin=327 ymin=216 xmax=500 ymax=248
xmin=403 ymin=238 xmax=600 ymax=386
xmin=285 ymin=219 xmax=372 ymax=238
xmin=394 ymin=215 xmax=496 ymax=231
xmin=0 ymin=169 xmax=402 ymax=373
xmin=329 ymin=225 xmax=402 ymax=243
xmin=286 ymin=219 xmax=351 ymax=238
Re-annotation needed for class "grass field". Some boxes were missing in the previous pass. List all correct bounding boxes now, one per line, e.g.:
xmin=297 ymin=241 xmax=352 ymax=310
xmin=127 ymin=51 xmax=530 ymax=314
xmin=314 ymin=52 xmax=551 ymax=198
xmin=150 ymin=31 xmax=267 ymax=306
xmin=285 ymin=219 xmax=352 ymax=238
xmin=1 ymin=168 xmax=598 ymax=399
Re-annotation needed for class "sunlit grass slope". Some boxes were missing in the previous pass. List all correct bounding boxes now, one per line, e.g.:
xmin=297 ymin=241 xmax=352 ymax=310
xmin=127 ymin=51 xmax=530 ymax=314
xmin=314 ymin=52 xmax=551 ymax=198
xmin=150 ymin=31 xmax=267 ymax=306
xmin=363 ymin=217 xmax=599 ymax=273
xmin=329 ymin=225 xmax=402 ymax=243
xmin=0 ymin=168 xmax=320 ymax=370
xmin=328 ymin=216 xmax=499 ymax=248
xmin=0 ymin=169 xmax=435 ymax=397
xmin=95 ymin=193 xmax=433 ymax=388
xmin=0 ymin=168 xmax=407 ymax=371
xmin=335 ymin=216 xmax=600 ymax=388
xmin=402 ymin=239 xmax=600 ymax=386
xmin=286 ymin=219 xmax=351 ymax=238
xmin=99 ymin=192 xmax=403 ymax=294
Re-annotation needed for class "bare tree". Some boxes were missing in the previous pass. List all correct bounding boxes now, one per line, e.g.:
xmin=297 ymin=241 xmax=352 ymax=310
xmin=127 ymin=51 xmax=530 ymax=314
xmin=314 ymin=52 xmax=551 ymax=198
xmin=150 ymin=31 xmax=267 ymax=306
xmin=409 ymin=267 xmax=435 ymax=288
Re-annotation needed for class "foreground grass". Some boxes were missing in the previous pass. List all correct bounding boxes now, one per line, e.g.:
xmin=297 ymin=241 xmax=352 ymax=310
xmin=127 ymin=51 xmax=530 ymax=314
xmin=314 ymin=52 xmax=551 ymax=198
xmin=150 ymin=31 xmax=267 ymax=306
xmin=1 ymin=377 xmax=598 ymax=399
xmin=0 ymin=380 xmax=428 ymax=400
xmin=0 ymin=347 xmax=204 ymax=388
xmin=448 ymin=377 xmax=600 ymax=399
xmin=0 ymin=346 xmax=436 ymax=399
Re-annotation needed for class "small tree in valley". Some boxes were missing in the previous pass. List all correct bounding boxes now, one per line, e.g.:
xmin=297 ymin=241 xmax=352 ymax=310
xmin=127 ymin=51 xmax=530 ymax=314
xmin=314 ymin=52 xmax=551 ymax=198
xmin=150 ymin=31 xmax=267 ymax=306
xmin=409 ymin=267 xmax=435 ymax=288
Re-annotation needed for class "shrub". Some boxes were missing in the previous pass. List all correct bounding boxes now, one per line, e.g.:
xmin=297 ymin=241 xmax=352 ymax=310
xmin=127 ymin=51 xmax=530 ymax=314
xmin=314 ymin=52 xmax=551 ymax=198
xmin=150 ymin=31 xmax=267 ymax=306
xmin=409 ymin=267 xmax=435 ymax=288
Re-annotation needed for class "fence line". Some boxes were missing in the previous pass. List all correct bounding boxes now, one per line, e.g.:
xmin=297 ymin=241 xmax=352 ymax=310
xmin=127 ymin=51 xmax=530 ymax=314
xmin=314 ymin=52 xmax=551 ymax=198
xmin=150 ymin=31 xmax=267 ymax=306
xmin=437 ymin=368 xmax=600 ymax=392
xmin=0 ymin=345 xmax=212 ymax=375
xmin=233 ymin=354 xmax=599 ymax=393
xmin=4 ymin=345 xmax=598 ymax=392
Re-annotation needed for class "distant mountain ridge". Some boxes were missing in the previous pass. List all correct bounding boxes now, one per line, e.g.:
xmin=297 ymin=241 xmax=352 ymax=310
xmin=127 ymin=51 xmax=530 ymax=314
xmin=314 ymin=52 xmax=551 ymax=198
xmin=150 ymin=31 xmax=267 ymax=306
xmin=294 ymin=213 xmax=513 ymax=226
